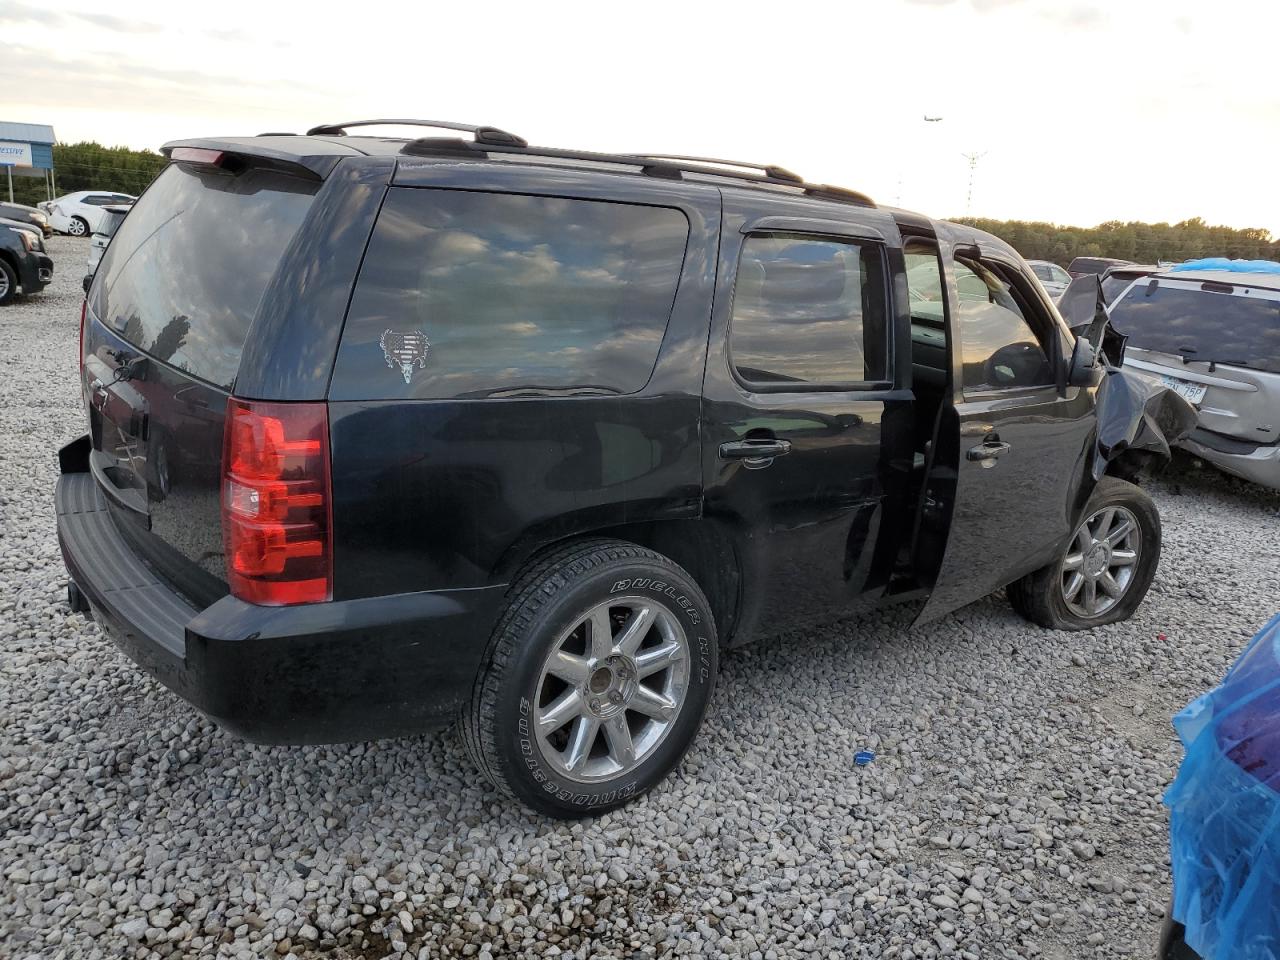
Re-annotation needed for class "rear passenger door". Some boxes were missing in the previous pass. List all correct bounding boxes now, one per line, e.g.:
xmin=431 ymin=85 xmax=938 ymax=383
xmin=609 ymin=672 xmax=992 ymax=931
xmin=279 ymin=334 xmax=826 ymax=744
xmin=702 ymin=193 xmax=913 ymax=642
xmin=913 ymin=249 xmax=1096 ymax=623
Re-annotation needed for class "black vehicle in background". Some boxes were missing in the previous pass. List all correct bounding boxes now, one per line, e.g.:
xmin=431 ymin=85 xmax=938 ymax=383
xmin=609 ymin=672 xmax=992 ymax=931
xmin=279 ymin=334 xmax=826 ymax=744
xmin=0 ymin=220 xmax=53 ymax=305
xmin=56 ymin=121 xmax=1191 ymax=816
xmin=0 ymin=201 xmax=53 ymax=238
xmin=1069 ymin=255 xmax=1131 ymax=279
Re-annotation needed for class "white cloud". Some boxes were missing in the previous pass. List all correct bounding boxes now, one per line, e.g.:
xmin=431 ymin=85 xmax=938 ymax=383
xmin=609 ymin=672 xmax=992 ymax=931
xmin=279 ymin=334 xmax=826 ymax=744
xmin=0 ymin=0 xmax=1276 ymax=234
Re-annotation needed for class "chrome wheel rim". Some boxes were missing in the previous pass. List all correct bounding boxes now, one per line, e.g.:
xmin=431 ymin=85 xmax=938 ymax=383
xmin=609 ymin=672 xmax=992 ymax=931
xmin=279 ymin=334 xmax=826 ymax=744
xmin=1061 ymin=505 xmax=1141 ymax=618
xmin=69 ymin=218 xmax=86 ymax=236
xmin=533 ymin=596 xmax=690 ymax=784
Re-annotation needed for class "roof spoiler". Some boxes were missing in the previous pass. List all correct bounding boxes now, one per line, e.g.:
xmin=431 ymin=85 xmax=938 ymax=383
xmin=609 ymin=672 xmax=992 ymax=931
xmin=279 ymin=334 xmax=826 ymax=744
xmin=161 ymin=139 xmax=337 ymax=180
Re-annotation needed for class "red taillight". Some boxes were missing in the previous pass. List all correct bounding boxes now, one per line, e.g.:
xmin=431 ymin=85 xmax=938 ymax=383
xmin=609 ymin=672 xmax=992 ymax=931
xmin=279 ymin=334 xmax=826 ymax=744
xmin=170 ymin=147 xmax=225 ymax=166
xmin=221 ymin=399 xmax=332 ymax=605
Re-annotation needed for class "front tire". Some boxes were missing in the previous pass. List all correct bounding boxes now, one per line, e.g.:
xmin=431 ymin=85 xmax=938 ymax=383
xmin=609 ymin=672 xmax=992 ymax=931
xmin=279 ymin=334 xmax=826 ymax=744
xmin=0 ymin=259 xmax=16 ymax=305
xmin=464 ymin=538 xmax=717 ymax=818
xmin=68 ymin=216 xmax=89 ymax=237
xmin=1009 ymin=476 xmax=1161 ymax=630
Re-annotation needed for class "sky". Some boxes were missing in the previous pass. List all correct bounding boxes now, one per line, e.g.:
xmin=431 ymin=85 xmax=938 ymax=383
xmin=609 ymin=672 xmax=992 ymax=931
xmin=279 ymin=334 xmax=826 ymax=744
xmin=2 ymin=0 xmax=1278 ymax=235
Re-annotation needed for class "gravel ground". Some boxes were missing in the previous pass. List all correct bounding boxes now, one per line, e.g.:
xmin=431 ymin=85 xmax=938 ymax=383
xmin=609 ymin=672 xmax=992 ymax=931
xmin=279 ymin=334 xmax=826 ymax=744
xmin=3 ymin=235 xmax=1279 ymax=960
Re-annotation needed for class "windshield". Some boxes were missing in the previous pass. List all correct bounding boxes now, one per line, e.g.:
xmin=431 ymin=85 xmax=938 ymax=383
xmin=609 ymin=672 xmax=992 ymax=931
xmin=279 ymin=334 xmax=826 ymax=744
xmin=1108 ymin=281 xmax=1280 ymax=373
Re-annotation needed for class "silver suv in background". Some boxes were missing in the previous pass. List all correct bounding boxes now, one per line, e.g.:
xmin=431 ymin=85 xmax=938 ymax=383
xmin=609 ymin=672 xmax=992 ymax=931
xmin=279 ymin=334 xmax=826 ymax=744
xmin=1027 ymin=260 xmax=1072 ymax=299
xmin=1108 ymin=263 xmax=1280 ymax=489
xmin=84 ymin=204 xmax=132 ymax=287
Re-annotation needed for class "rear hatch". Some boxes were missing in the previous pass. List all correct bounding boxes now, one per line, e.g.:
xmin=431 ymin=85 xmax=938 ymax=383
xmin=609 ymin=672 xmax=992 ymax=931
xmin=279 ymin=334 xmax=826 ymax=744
xmin=83 ymin=161 xmax=320 ymax=606
xmin=1109 ymin=276 xmax=1280 ymax=445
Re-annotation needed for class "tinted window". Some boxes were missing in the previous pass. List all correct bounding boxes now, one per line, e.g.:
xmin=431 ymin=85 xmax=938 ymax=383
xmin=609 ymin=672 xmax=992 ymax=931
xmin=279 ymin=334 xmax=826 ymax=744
xmin=91 ymin=164 xmax=317 ymax=389
xmin=1109 ymin=282 xmax=1280 ymax=374
xmin=332 ymin=188 xmax=689 ymax=400
xmin=906 ymin=248 xmax=946 ymax=325
xmin=1101 ymin=273 xmax=1137 ymax=304
xmin=955 ymin=260 xmax=1054 ymax=392
xmin=730 ymin=234 xmax=887 ymax=386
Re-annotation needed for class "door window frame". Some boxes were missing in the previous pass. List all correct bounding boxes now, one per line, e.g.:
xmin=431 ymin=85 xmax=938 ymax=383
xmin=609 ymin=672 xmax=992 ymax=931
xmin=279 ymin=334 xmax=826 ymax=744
xmin=947 ymin=248 xmax=1069 ymax=403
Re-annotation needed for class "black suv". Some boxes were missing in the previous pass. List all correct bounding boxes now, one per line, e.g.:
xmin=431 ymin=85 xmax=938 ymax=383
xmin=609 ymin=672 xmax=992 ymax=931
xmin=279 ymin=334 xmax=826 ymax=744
xmin=0 ymin=219 xmax=53 ymax=305
xmin=57 ymin=120 xmax=1189 ymax=816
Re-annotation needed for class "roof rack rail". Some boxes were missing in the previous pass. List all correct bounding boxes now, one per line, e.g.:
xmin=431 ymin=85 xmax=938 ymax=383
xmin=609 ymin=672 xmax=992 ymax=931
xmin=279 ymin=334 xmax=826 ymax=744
xmin=306 ymin=119 xmax=527 ymax=147
xmin=633 ymin=154 xmax=803 ymax=184
xmin=398 ymin=137 xmax=875 ymax=208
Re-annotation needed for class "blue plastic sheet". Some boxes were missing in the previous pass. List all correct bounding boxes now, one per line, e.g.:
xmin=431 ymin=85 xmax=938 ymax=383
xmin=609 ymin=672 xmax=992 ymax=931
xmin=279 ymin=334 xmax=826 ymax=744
xmin=1164 ymin=613 xmax=1280 ymax=959
xmin=1168 ymin=257 xmax=1280 ymax=275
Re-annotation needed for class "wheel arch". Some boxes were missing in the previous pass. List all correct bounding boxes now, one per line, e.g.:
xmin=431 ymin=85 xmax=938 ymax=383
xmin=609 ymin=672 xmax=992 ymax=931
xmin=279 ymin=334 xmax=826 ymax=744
xmin=493 ymin=518 xmax=746 ymax=649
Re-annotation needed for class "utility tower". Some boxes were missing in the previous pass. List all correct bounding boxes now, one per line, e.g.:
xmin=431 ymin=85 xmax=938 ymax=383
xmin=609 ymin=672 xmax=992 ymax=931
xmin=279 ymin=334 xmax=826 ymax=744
xmin=961 ymin=151 xmax=987 ymax=216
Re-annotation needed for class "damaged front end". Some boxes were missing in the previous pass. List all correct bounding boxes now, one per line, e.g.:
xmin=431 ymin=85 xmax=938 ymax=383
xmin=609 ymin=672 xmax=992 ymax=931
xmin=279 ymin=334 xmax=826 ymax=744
xmin=1058 ymin=274 xmax=1198 ymax=480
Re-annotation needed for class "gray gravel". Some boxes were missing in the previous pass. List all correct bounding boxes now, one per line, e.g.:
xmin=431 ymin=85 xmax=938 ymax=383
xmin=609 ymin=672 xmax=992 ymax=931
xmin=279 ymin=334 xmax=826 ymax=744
xmin=3 ymin=235 xmax=1279 ymax=959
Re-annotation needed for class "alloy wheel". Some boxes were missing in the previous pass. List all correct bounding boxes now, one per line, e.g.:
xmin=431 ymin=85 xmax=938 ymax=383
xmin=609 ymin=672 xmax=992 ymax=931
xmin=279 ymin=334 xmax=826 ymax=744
xmin=1060 ymin=505 xmax=1141 ymax=618
xmin=533 ymin=596 xmax=690 ymax=783
xmin=0 ymin=269 xmax=9 ymax=300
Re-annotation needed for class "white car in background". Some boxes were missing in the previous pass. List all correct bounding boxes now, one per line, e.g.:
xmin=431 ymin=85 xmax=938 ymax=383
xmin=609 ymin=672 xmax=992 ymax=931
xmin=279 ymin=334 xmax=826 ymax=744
xmin=39 ymin=191 xmax=136 ymax=237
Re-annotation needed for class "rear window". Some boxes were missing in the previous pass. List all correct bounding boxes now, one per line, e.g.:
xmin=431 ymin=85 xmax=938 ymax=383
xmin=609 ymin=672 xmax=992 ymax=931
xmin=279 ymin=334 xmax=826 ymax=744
xmin=90 ymin=164 xmax=318 ymax=389
xmin=1070 ymin=257 xmax=1123 ymax=275
xmin=330 ymin=188 xmax=689 ymax=400
xmin=1109 ymin=281 xmax=1280 ymax=374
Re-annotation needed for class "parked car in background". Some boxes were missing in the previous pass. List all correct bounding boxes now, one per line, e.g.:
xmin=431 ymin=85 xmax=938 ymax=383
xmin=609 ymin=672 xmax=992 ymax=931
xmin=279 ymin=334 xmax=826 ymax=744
xmin=1068 ymin=255 xmax=1130 ymax=278
xmin=57 ymin=121 xmax=1192 ymax=817
xmin=84 ymin=203 xmax=133 ymax=286
xmin=40 ymin=190 xmax=136 ymax=236
xmin=1099 ymin=263 xmax=1159 ymax=305
xmin=0 ymin=220 xmax=54 ymax=305
xmin=1108 ymin=261 xmax=1280 ymax=490
xmin=1160 ymin=612 xmax=1280 ymax=959
xmin=0 ymin=201 xmax=53 ymax=238
xmin=1027 ymin=259 xmax=1072 ymax=298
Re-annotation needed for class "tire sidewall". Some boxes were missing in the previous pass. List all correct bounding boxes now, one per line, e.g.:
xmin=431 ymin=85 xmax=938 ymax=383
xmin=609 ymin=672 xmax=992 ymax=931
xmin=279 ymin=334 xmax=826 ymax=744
xmin=1051 ymin=480 xmax=1161 ymax=628
xmin=0 ymin=259 xmax=16 ymax=305
xmin=493 ymin=558 xmax=717 ymax=816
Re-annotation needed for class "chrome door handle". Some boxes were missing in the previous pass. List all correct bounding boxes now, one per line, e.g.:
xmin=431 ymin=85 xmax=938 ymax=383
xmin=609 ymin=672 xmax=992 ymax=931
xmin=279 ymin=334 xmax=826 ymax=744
xmin=966 ymin=440 xmax=1011 ymax=463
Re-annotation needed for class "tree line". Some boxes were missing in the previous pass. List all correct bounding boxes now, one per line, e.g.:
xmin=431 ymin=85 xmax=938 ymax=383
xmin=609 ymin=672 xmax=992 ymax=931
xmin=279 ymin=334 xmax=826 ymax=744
xmin=954 ymin=216 xmax=1278 ymax=266
xmin=8 ymin=141 xmax=166 ymax=206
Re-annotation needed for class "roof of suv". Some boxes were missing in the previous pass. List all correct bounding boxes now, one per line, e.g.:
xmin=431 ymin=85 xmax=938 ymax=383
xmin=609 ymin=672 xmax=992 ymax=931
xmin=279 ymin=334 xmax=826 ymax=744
xmin=163 ymin=122 xmax=1023 ymax=266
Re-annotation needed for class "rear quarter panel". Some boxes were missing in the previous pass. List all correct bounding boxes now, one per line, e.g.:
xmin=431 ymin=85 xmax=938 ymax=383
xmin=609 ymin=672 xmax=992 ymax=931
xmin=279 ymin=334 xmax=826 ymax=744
xmin=327 ymin=167 xmax=721 ymax=599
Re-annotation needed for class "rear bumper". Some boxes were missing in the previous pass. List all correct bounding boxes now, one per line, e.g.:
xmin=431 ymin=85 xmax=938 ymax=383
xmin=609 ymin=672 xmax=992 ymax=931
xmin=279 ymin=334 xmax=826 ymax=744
xmin=55 ymin=451 xmax=505 ymax=744
xmin=1181 ymin=430 xmax=1280 ymax=490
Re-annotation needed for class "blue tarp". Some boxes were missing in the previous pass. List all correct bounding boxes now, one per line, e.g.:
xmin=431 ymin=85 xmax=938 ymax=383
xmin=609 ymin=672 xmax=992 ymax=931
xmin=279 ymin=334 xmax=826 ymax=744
xmin=1168 ymin=258 xmax=1280 ymax=275
xmin=1164 ymin=613 xmax=1280 ymax=959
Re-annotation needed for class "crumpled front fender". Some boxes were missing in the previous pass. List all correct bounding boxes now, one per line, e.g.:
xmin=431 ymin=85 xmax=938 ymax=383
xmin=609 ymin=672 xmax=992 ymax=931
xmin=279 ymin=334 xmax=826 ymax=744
xmin=1092 ymin=367 xmax=1198 ymax=480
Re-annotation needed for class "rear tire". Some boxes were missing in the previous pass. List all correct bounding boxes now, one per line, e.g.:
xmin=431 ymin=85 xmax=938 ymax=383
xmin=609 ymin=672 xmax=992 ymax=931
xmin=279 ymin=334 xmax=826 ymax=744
xmin=1009 ymin=477 xmax=1160 ymax=630
xmin=463 ymin=538 xmax=717 ymax=818
xmin=68 ymin=216 xmax=89 ymax=237
xmin=0 ymin=259 xmax=17 ymax=305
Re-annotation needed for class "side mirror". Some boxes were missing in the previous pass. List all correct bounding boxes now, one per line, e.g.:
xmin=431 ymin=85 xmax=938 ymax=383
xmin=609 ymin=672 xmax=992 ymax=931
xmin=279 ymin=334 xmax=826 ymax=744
xmin=1068 ymin=336 xmax=1100 ymax=387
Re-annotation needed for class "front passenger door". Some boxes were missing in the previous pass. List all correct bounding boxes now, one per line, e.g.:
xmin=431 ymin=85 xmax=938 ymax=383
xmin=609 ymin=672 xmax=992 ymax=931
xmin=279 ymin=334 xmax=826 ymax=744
xmin=914 ymin=253 xmax=1096 ymax=624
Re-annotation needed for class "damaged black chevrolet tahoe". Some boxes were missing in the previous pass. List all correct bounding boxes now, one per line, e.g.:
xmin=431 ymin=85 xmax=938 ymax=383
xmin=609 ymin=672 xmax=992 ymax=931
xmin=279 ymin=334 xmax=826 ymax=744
xmin=56 ymin=120 xmax=1194 ymax=817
